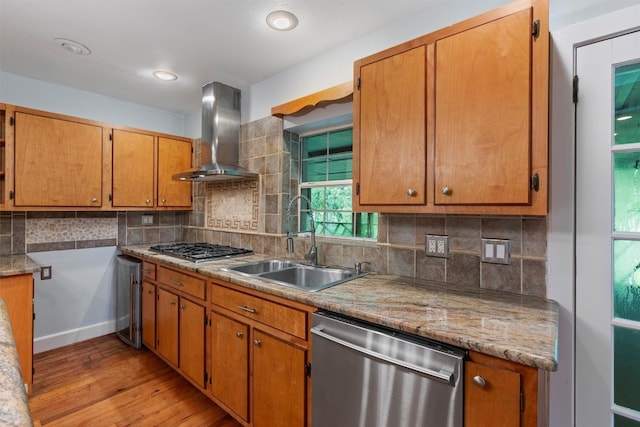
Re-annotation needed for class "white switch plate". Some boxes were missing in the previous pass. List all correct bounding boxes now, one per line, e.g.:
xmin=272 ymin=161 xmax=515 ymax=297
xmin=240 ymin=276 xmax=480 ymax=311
xmin=141 ymin=214 xmax=154 ymax=225
xmin=481 ymin=238 xmax=511 ymax=264
xmin=426 ymin=235 xmax=449 ymax=258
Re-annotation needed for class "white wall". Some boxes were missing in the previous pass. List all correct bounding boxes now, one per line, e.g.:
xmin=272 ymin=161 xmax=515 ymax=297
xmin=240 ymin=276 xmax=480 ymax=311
xmin=28 ymin=247 xmax=118 ymax=353
xmin=0 ymin=71 xmax=192 ymax=137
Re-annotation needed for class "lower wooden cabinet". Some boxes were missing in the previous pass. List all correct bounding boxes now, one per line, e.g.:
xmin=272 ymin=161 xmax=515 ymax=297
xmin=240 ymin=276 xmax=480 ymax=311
xmin=179 ymin=297 xmax=206 ymax=388
xmin=0 ymin=274 xmax=34 ymax=393
xmin=141 ymin=281 xmax=156 ymax=349
xmin=210 ymin=280 xmax=315 ymax=427
xmin=464 ymin=351 xmax=544 ymax=427
xmin=156 ymin=287 xmax=179 ymax=366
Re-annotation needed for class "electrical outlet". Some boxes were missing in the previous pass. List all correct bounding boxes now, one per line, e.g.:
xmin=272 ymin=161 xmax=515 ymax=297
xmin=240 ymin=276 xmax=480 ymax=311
xmin=40 ymin=265 xmax=52 ymax=280
xmin=141 ymin=214 xmax=154 ymax=226
xmin=426 ymin=235 xmax=449 ymax=258
xmin=481 ymin=238 xmax=511 ymax=264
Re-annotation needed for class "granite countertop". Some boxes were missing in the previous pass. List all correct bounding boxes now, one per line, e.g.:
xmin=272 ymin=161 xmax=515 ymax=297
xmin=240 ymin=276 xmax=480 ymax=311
xmin=0 ymin=299 xmax=33 ymax=427
xmin=122 ymin=245 xmax=559 ymax=371
xmin=0 ymin=255 xmax=41 ymax=277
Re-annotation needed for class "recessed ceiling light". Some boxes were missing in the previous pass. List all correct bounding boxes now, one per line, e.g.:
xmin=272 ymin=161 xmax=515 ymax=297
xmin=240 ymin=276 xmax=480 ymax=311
xmin=153 ymin=70 xmax=178 ymax=81
xmin=266 ymin=10 xmax=298 ymax=31
xmin=55 ymin=38 xmax=91 ymax=55
xmin=616 ymin=115 xmax=633 ymax=121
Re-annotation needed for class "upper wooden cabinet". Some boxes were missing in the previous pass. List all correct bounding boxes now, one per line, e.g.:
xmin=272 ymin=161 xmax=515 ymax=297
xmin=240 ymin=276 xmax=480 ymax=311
xmin=112 ymin=129 xmax=155 ymax=208
xmin=2 ymin=105 xmax=192 ymax=210
xmin=158 ymin=137 xmax=192 ymax=208
xmin=355 ymin=44 xmax=427 ymax=208
xmin=353 ymin=0 xmax=548 ymax=215
xmin=14 ymin=110 xmax=103 ymax=207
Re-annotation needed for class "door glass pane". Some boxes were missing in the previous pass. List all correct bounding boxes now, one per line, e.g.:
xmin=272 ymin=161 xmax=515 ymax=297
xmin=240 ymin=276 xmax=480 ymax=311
xmin=614 ymin=63 xmax=640 ymax=146
xmin=615 ymin=414 xmax=640 ymax=427
xmin=614 ymin=327 xmax=640 ymax=412
xmin=614 ymin=153 xmax=640 ymax=232
xmin=614 ymin=240 xmax=640 ymax=321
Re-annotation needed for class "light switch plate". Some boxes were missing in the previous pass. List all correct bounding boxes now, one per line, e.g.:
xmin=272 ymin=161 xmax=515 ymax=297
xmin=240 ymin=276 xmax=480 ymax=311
xmin=141 ymin=214 xmax=154 ymax=226
xmin=481 ymin=238 xmax=511 ymax=264
xmin=426 ymin=235 xmax=449 ymax=258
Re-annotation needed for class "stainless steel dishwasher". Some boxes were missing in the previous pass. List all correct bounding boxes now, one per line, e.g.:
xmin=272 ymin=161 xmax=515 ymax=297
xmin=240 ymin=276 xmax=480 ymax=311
xmin=311 ymin=311 xmax=466 ymax=427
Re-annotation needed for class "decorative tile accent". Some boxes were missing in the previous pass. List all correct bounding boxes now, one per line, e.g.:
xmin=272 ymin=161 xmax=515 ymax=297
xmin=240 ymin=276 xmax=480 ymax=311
xmin=206 ymin=180 xmax=259 ymax=232
xmin=26 ymin=217 xmax=117 ymax=244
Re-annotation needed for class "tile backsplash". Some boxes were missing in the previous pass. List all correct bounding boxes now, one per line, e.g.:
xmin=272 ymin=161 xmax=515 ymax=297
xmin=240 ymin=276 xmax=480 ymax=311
xmin=1 ymin=115 xmax=548 ymax=298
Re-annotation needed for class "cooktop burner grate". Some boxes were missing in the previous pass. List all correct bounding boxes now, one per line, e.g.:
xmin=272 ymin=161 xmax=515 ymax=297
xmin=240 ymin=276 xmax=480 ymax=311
xmin=148 ymin=242 xmax=253 ymax=263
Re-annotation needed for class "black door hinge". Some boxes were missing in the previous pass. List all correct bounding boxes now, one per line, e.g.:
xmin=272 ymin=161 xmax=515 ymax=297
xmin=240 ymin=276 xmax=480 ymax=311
xmin=357 ymin=77 xmax=361 ymax=91
xmin=204 ymin=372 xmax=209 ymax=385
xmin=9 ymin=117 xmax=15 ymax=126
xmin=356 ymin=182 xmax=360 ymax=196
xmin=305 ymin=363 xmax=311 ymax=377
xmin=532 ymin=20 xmax=540 ymax=40
xmin=520 ymin=389 xmax=525 ymax=412
xmin=530 ymin=173 xmax=540 ymax=192
xmin=9 ymin=191 xmax=14 ymax=200
xmin=109 ymin=133 xmax=113 ymax=141
xmin=204 ymin=314 xmax=208 ymax=325
xmin=573 ymin=75 xmax=579 ymax=103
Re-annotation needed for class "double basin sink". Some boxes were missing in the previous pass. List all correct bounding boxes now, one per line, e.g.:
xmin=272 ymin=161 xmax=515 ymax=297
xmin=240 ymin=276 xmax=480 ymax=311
xmin=222 ymin=259 xmax=365 ymax=292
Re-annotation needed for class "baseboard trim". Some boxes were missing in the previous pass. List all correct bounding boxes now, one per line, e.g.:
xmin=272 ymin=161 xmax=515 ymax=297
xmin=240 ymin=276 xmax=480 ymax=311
xmin=34 ymin=320 xmax=116 ymax=353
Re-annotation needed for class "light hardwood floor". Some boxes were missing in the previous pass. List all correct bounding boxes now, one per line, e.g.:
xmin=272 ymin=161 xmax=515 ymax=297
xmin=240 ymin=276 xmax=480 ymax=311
xmin=29 ymin=334 xmax=242 ymax=427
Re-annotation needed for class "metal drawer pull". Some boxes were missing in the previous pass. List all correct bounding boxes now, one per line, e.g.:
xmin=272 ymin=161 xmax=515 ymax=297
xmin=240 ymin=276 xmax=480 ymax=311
xmin=311 ymin=326 xmax=454 ymax=384
xmin=147 ymin=289 xmax=154 ymax=294
xmin=141 ymin=269 xmax=150 ymax=273
xmin=170 ymin=300 xmax=176 ymax=305
xmin=254 ymin=339 xmax=261 ymax=347
xmin=473 ymin=375 xmax=486 ymax=388
xmin=236 ymin=331 xmax=244 ymax=338
xmin=441 ymin=186 xmax=451 ymax=195
xmin=407 ymin=188 xmax=417 ymax=197
xmin=170 ymin=279 xmax=183 ymax=286
xmin=179 ymin=304 xmax=186 ymax=310
xmin=238 ymin=305 xmax=257 ymax=313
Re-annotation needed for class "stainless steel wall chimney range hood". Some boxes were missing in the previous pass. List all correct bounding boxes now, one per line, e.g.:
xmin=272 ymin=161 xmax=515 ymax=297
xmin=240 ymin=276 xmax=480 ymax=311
xmin=172 ymin=82 xmax=258 ymax=182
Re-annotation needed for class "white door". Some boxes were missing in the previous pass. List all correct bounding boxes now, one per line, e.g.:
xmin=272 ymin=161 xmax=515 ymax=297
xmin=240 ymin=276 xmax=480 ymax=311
xmin=576 ymin=30 xmax=640 ymax=426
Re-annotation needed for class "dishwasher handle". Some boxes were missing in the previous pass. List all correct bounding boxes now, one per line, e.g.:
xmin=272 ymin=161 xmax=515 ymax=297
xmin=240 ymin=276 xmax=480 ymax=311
xmin=311 ymin=326 xmax=454 ymax=385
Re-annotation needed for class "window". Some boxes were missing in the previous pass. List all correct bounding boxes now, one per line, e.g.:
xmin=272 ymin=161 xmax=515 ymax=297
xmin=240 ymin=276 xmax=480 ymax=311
xmin=297 ymin=127 xmax=377 ymax=239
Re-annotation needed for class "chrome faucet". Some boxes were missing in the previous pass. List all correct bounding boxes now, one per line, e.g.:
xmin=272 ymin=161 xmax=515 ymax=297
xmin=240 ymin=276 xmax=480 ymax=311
xmin=286 ymin=195 xmax=318 ymax=266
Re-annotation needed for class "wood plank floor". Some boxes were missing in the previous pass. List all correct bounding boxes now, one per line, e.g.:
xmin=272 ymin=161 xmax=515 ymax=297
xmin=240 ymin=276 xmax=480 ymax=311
xmin=29 ymin=334 xmax=242 ymax=427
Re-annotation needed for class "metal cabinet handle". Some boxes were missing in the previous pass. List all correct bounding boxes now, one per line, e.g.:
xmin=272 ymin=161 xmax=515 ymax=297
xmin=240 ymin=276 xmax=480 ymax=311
xmin=441 ymin=186 xmax=451 ymax=195
xmin=236 ymin=331 xmax=244 ymax=338
xmin=145 ymin=199 xmax=151 ymax=204
xmin=141 ymin=269 xmax=150 ymax=273
xmin=170 ymin=279 xmax=183 ymax=286
xmin=407 ymin=188 xmax=417 ymax=197
xmin=238 ymin=305 xmax=257 ymax=314
xmin=179 ymin=304 xmax=186 ymax=310
xmin=254 ymin=339 xmax=261 ymax=347
xmin=91 ymin=197 xmax=97 ymax=203
xmin=170 ymin=300 xmax=177 ymax=305
xmin=162 ymin=198 xmax=167 ymax=204
xmin=147 ymin=289 xmax=154 ymax=294
xmin=473 ymin=375 xmax=486 ymax=388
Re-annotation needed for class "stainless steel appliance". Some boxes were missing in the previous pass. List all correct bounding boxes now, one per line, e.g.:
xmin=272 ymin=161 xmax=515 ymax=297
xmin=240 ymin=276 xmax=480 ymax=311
xmin=148 ymin=242 xmax=252 ymax=263
xmin=311 ymin=311 xmax=466 ymax=427
xmin=116 ymin=255 xmax=142 ymax=349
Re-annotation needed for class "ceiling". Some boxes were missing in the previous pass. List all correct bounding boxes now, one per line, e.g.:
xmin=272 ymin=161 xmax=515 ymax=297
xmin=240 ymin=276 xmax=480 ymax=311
xmin=0 ymin=0 xmax=440 ymax=114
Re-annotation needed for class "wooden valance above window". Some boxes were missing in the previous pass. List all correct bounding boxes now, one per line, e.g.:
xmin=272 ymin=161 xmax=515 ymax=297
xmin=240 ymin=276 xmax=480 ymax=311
xmin=271 ymin=81 xmax=353 ymax=118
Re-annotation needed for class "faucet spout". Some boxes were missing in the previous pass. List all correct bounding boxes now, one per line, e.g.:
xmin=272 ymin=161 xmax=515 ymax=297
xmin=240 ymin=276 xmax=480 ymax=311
xmin=286 ymin=195 xmax=318 ymax=266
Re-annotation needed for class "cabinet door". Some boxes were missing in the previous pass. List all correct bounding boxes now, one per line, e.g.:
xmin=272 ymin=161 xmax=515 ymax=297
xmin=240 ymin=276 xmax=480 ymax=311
xmin=464 ymin=360 xmax=521 ymax=427
xmin=156 ymin=288 xmax=179 ymax=366
xmin=141 ymin=282 xmax=156 ymax=349
xmin=158 ymin=137 xmax=192 ymax=207
xmin=253 ymin=329 xmax=306 ymax=427
xmin=434 ymin=9 xmax=532 ymax=205
xmin=0 ymin=274 xmax=33 ymax=393
xmin=112 ymin=129 xmax=155 ymax=207
xmin=210 ymin=311 xmax=249 ymax=422
xmin=179 ymin=298 xmax=205 ymax=388
xmin=356 ymin=45 xmax=426 ymax=207
xmin=14 ymin=112 xmax=103 ymax=207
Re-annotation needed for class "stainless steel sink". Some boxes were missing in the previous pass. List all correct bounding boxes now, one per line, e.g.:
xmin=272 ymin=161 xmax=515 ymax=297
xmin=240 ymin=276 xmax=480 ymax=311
xmin=222 ymin=259 xmax=365 ymax=292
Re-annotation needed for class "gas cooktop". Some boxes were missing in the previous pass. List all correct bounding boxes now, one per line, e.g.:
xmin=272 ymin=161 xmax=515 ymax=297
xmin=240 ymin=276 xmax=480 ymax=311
xmin=148 ymin=242 xmax=253 ymax=263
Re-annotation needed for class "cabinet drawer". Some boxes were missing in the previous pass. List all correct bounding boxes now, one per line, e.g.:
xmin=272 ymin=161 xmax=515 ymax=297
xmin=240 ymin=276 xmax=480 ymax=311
xmin=157 ymin=266 xmax=205 ymax=300
xmin=142 ymin=261 xmax=156 ymax=281
xmin=211 ymin=284 xmax=307 ymax=339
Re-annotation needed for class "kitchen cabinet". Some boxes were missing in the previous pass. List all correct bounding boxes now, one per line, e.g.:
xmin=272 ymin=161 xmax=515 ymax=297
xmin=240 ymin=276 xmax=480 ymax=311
xmin=13 ymin=110 xmax=103 ymax=207
xmin=154 ymin=266 xmax=207 ymax=388
xmin=210 ymin=280 xmax=314 ymax=427
xmin=210 ymin=310 xmax=250 ymax=422
xmin=0 ymin=274 xmax=34 ymax=394
xmin=354 ymin=44 xmax=427 ymax=211
xmin=353 ymin=0 xmax=548 ymax=215
xmin=112 ymin=129 xmax=155 ymax=208
xmin=465 ymin=351 xmax=543 ymax=427
xmin=141 ymin=281 xmax=156 ymax=349
xmin=158 ymin=137 xmax=192 ymax=207
xmin=0 ymin=104 xmax=9 ymax=209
